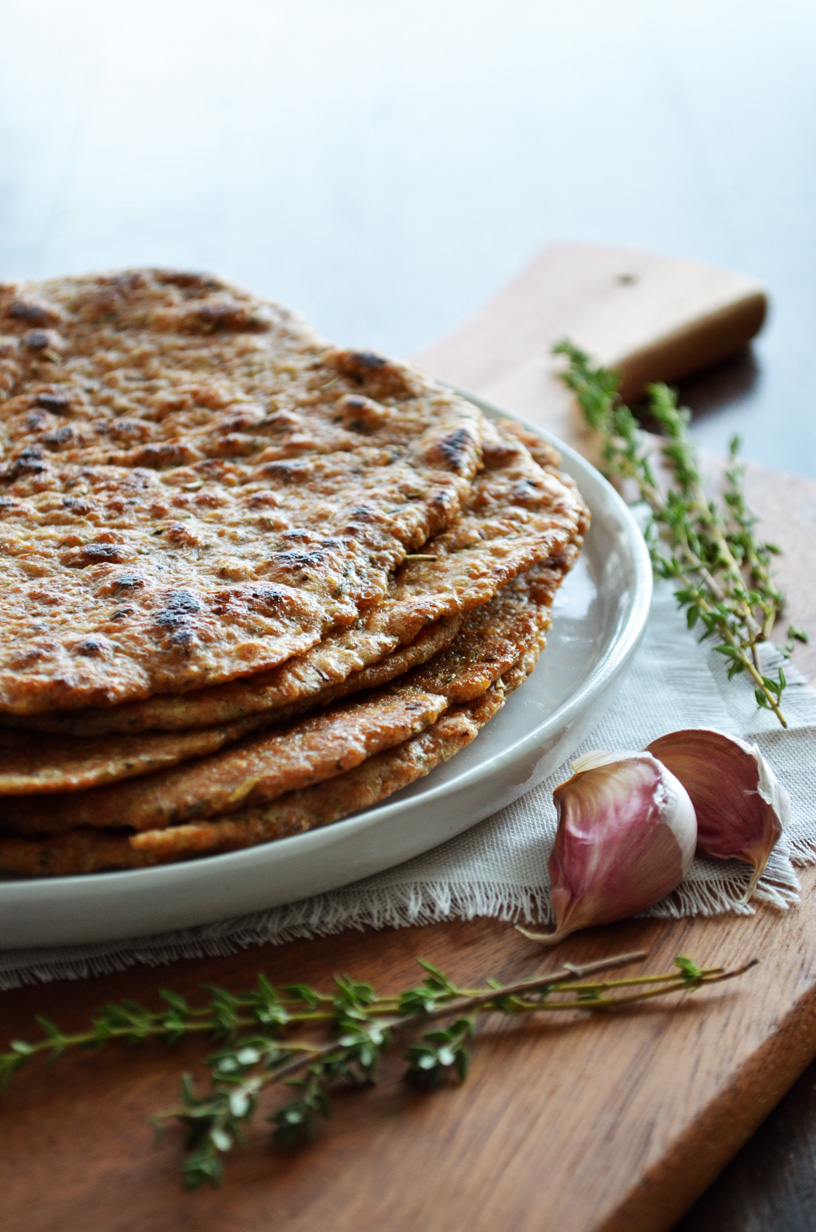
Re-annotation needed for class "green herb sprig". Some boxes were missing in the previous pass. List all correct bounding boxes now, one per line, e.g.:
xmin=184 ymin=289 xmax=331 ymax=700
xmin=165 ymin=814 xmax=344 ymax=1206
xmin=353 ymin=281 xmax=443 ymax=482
xmin=1 ymin=948 xmax=755 ymax=1189
xmin=555 ymin=342 xmax=807 ymax=726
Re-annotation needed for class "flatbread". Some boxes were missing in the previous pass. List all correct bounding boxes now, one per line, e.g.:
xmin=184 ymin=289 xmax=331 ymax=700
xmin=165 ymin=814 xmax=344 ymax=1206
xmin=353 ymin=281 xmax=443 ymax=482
xmin=0 ymin=687 xmax=450 ymax=834
xmin=0 ymin=557 xmax=570 ymax=836
xmin=0 ymin=532 xmax=578 ymax=797
xmin=131 ymin=617 xmax=549 ymax=864
xmin=3 ymin=424 xmax=588 ymax=735
xmin=0 ymin=616 xmax=461 ymax=795
xmin=0 ymin=614 xmax=548 ymax=875
xmin=0 ymin=713 xmax=265 ymax=795
xmin=267 ymin=614 xmax=464 ymax=724
xmin=0 ymin=270 xmax=486 ymax=714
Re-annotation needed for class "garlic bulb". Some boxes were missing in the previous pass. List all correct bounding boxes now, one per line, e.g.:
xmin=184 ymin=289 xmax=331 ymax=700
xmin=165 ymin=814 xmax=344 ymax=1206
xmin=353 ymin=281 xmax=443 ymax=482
xmin=646 ymin=728 xmax=790 ymax=897
xmin=520 ymin=750 xmax=697 ymax=946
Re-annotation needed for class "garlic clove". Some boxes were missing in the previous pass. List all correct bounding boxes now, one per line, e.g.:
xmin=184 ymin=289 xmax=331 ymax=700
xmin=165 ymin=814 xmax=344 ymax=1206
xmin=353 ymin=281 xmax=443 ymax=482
xmin=522 ymin=751 xmax=697 ymax=946
xmin=646 ymin=728 xmax=790 ymax=899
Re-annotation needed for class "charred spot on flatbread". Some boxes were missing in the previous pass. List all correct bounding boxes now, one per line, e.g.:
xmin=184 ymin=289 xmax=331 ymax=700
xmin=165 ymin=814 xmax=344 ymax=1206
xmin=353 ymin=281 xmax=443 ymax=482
xmin=0 ymin=270 xmax=492 ymax=714
xmin=0 ymin=272 xmax=590 ymax=880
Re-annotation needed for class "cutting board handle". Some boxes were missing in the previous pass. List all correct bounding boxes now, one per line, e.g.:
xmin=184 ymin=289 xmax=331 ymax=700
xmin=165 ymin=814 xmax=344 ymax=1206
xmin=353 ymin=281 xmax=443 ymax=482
xmin=414 ymin=242 xmax=767 ymax=449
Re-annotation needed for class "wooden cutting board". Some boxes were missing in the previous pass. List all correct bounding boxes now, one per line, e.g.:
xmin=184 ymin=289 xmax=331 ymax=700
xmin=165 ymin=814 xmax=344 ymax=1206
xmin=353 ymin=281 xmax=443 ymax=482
xmin=2 ymin=245 xmax=816 ymax=1232
xmin=416 ymin=243 xmax=816 ymax=683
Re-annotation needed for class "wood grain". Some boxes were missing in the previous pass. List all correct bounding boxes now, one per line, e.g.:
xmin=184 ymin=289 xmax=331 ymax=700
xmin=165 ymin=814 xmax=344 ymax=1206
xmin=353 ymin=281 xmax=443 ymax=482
xmin=2 ymin=244 xmax=816 ymax=1232
xmin=3 ymin=890 xmax=816 ymax=1232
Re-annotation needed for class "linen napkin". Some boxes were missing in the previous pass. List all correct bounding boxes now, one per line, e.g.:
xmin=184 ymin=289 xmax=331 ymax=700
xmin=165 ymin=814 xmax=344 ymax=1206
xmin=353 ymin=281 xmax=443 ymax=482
xmin=2 ymin=581 xmax=815 ymax=990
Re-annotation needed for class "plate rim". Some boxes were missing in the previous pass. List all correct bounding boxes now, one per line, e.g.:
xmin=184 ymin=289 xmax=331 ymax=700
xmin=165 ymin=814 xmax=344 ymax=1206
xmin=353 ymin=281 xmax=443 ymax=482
xmin=0 ymin=396 xmax=653 ymax=909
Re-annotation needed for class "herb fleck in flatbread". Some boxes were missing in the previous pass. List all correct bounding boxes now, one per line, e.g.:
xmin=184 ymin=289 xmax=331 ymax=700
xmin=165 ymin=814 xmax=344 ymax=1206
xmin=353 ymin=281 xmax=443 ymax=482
xmin=0 ymin=270 xmax=486 ymax=713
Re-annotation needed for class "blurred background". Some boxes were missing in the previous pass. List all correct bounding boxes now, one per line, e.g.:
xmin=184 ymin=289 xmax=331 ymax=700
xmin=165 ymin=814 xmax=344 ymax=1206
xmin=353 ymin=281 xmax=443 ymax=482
xmin=2 ymin=0 xmax=815 ymax=473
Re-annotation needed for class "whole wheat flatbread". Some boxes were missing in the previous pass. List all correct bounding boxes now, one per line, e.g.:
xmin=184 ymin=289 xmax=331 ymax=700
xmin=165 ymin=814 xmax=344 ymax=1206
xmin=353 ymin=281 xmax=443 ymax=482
xmin=0 ymin=687 xmax=450 ymax=834
xmin=0 ymin=270 xmax=488 ymax=714
xmin=130 ymin=618 xmax=549 ymax=865
xmin=0 ymin=713 xmax=265 ymax=795
xmin=3 ymin=424 xmax=588 ymax=735
xmin=0 ymin=616 xmax=461 ymax=795
xmin=0 ymin=612 xmax=548 ymax=875
xmin=0 ymin=557 xmax=570 ymax=837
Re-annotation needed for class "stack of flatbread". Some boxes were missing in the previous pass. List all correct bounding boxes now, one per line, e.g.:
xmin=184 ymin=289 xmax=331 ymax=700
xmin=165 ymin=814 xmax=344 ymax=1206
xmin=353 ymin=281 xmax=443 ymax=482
xmin=0 ymin=270 xmax=588 ymax=877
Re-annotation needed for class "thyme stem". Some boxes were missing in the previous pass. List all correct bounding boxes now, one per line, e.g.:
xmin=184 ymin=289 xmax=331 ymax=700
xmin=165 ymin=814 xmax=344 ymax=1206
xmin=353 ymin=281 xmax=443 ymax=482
xmin=0 ymin=946 xmax=755 ymax=1188
xmin=267 ymin=950 xmax=650 ymax=1084
xmin=554 ymin=342 xmax=797 ymax=726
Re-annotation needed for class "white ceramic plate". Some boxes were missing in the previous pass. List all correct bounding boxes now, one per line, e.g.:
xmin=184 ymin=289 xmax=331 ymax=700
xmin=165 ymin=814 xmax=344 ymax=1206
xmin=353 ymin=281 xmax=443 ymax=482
xmin=0 ymin=397 xmax=652 ymax=949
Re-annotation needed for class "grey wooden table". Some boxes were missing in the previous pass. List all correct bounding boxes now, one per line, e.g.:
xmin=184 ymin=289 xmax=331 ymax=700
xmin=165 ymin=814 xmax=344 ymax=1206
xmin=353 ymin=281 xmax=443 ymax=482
xmin=2 ymin=1 xmax=816 ymax=1226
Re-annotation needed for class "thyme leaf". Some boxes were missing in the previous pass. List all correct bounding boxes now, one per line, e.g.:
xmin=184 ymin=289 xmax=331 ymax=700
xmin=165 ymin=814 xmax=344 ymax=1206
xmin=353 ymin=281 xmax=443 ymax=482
xmin=554 ymin=342 xmax=791 ymax=726
xmin=1 ymin=947 xmax=755 ymax=1188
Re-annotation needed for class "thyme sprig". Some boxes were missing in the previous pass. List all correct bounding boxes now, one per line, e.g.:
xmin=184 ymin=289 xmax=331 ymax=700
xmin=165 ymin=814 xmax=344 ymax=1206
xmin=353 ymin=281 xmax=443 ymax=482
xmin=554 ymin=342 xmax=806 ymax=727
xmin=1 ymin=949 xmax=755 ymax=1189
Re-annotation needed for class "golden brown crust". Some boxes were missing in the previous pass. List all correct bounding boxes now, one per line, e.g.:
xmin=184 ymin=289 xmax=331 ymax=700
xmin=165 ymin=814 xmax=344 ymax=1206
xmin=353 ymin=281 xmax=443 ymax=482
xmin=0 ymin=270 xmax=489 ymax=714
xmin=129 ymin=623 xmax=553 ymax=867
xmin=0 ymin=828 xmax=140 ymax=877
xmin=3 ymin=423 xmax=588 ymax=734
xmin=0 ymin=278 xmax=590 ymax=877
xmin=0 ymin=556 xmax=568 ymax=839
xmin=132 ymin=707 xmax=499 ymax=864
xmin=0 ymin=618 xmax=548 ymax=876
xmin=494 ymin=417 xmax=564 ymax=474
xmin=0 ymin=549 xmax=569 ymax=837
xmin=268 ymin=615 xmax=464 ymax=725
xmin=0 ymin=618 xmax=461 ymax=795
xmin=0 ymin=532 xmax=579 ymax=805
xmin=0 ymin=687 xmax=450 ymax=834
xmin=0 ymin=712 xmax=266 ymax=795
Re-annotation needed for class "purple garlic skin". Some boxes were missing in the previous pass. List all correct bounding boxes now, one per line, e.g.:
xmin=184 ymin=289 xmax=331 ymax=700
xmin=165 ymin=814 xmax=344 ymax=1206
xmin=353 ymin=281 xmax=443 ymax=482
xmin=646 ymin=728 xmax=790 ymax=896
xmin=537 ymin=750 xmax=697 ymax=945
